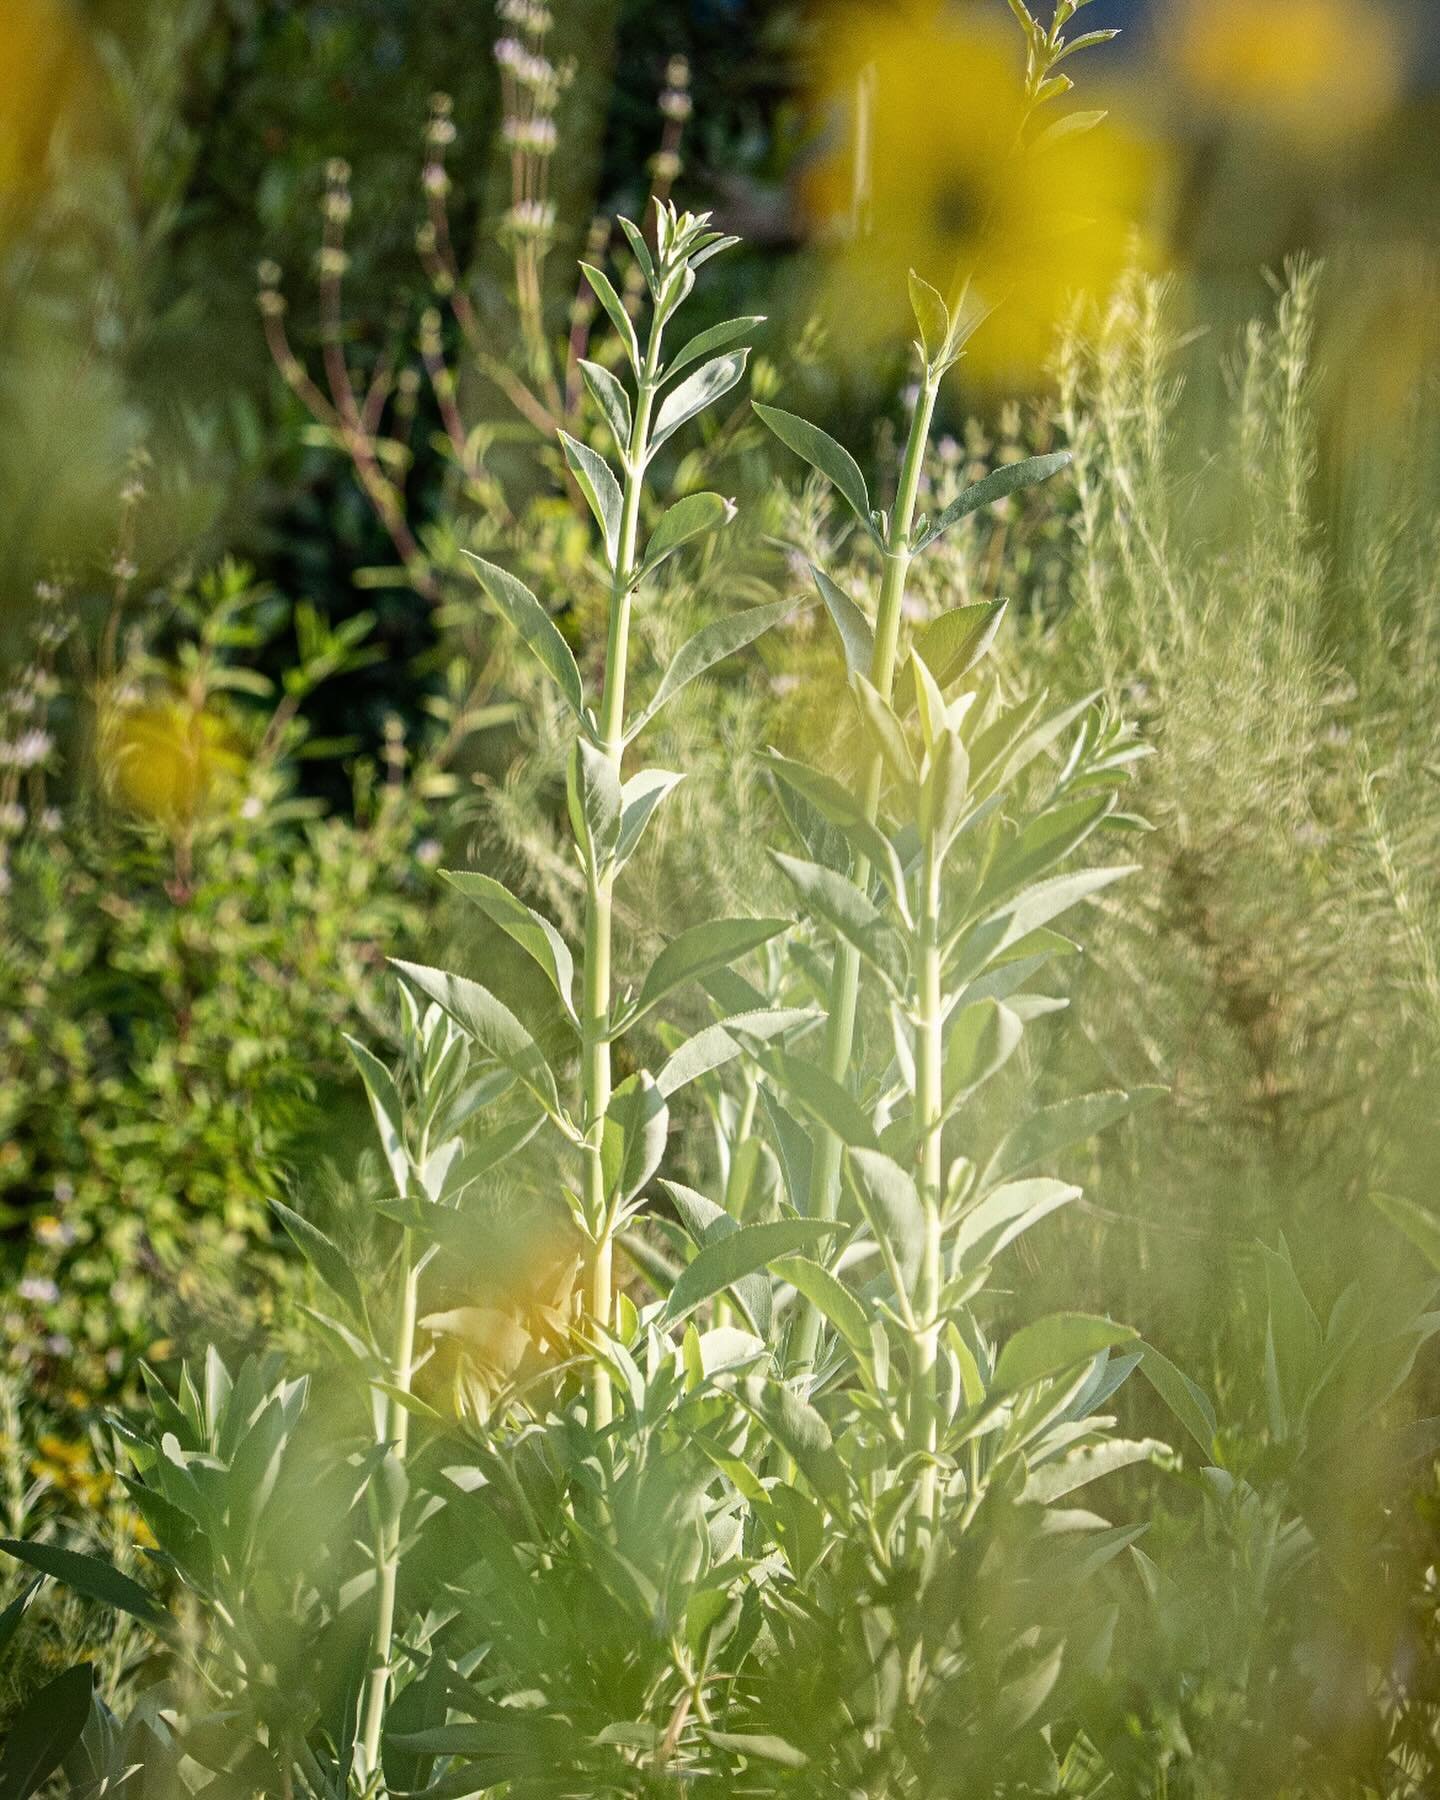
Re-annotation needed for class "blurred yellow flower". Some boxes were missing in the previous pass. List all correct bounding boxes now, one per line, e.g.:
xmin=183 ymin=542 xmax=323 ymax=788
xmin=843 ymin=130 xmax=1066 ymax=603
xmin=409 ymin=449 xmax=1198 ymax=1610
xmin=31 ymin=1432 xmax=110 ymax=1508
xmin=0 ymin=0 xmax=97 ymax=222
xmin=802 ymin=0 xmax=1160 ymax=385
xmin=106 ymin=696 xmax=245 ymax=830
xmin=1174 ymin=0 xmax=1403 ymax=147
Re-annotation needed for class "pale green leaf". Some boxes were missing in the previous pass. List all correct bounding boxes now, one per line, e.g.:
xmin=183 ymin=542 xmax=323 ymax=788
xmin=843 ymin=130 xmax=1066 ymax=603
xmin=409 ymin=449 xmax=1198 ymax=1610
xmin=392 ymin=959 xmax=562 ymax=1121
xmin=913 ymin=453 xmax=1071 ymax=551
xmin=811 ymin=564 xmax=873 ymax=676
xmin=753 ymin=402 xmax=875 ymax=537
xmin=558 ymin=431 xmax=624 ymax=568
xmin=846 ymin=1147 xmax=925 ymax=1288
xmin=626 ymin=598 xmax=800 ymax=741
xmin=995 ymin=1313 xmax=1136 ymax=1390
xmin=580 ymin=262 xmax=640 ymax=372
xmin=628 ymin=917 xmax=788 ymax=1028
xmin=442 ymin=870 xmax=577 ymax=1023
xmin=652 ymin=351 xmax=748 ymax=449
xmin=465 ymin=554 xmax=584 ymax=721
xmin=640 ymin=491 xmax=736 ymax=579
xmin=662 ymin=1219 xmax=837 ymax=1325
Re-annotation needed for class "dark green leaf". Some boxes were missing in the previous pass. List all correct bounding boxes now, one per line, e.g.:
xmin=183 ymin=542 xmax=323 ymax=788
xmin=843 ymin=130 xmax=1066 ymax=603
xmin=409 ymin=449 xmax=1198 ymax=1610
xmin=0 ymin=1663 xmax=94 ymax=1800
xmin=0 ymin=1578 xmax=41 ymax=1658
xmin=0 ymin=1541 xmax=168 ymax=1631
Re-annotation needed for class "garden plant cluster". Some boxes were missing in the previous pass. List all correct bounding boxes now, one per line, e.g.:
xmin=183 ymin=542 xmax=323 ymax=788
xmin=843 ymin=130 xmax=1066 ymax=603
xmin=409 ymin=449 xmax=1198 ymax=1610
xmin=2 ymin=0 xmax=1439 ymax=1796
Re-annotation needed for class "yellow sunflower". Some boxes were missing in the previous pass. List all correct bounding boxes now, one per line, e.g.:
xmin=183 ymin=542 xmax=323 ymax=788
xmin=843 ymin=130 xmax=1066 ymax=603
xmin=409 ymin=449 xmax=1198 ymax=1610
xmin=1173 ymin=0 xmax=1404 ymax=148
xmin=803 ymin=0 xmax=1160 ymax=385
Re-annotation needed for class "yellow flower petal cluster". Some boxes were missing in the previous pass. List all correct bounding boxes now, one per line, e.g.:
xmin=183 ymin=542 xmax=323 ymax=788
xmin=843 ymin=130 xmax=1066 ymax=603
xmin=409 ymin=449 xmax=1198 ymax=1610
xmin=1173 ymin=0 xmax=1403 ymax=147
xmin=803 ymin=0 xmax=1159 ymax=385
xmin=106 ymin=696 xmax=246 ymax=831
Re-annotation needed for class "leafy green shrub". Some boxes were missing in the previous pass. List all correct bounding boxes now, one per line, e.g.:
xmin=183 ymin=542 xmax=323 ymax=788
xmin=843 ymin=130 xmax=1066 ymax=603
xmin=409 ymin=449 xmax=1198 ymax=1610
xmin=0 ymin=558 xmax=498 ymax=1405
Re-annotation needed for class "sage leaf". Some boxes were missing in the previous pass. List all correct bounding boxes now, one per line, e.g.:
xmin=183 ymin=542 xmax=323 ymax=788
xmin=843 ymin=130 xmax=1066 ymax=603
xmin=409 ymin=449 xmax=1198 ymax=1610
xmin=752 ymin=402 xmax=876 ymax=539
xmin=662 ymin=1219 xmax=837 ymax=1326
xmin=652 ymin=351 xmax=748 ymax=449
xmin=559 ymin=431 xmax=624 ymax=568
xmin=272 ymin=1200 xmax=366 ymax=1319
xmin=466 ymin=554 xmax=584 ymax=723
xmin=392 ymin=959 xmax=563 ymax=1122
xmin=811 ymin=564 xmax=874 ymax=676
xmin=626 ymin=597 xmax=800 ymax=742
xmin=994 ymin=1313 xmax=1137 ymax=1390
xmin=640 ymin=491 xmax=736 ymax=579
xmin=667 ymin=315 xmax=764 ymax=380
xmin=580 ymin=261 xmax=640 ymax=372
xmin=616 ymin=767 xmax=685 ymax=867
xmin=442 ymin=870 xmax=577 ymax=1024
xmin=577 ymin=358 xmax=632 ymax=453
xmin=628 ymin=917 xmax=788 ymax=1028
xmin=846 ymin=1147 xmax=925 ymax=1289
xmin=913 ymin=452 xmax=1071 ymax=551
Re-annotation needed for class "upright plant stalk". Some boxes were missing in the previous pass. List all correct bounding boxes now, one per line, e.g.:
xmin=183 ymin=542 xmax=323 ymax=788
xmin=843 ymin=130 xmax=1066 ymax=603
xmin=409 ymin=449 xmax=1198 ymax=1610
xmin=359 ymin=1219 xmax=421 ymax=1787
xmin=913 ymin=836 xmax=945 ymax=1537
xmin=583 ymin=329 xmax=662 ymax=1433
xmin=789 ymin=369 xmax=941 ymax=1382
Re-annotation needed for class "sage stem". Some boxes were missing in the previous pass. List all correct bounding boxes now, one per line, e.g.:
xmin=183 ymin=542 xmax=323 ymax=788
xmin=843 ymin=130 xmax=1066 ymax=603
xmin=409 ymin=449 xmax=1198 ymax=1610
xmin=359 ymin=1227 xmax=420 ymax=1786
xmin=582 ymin=323 xmax=662 ymax=1432
xmin=789 ymin=368 xmax=941 ymax=1382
